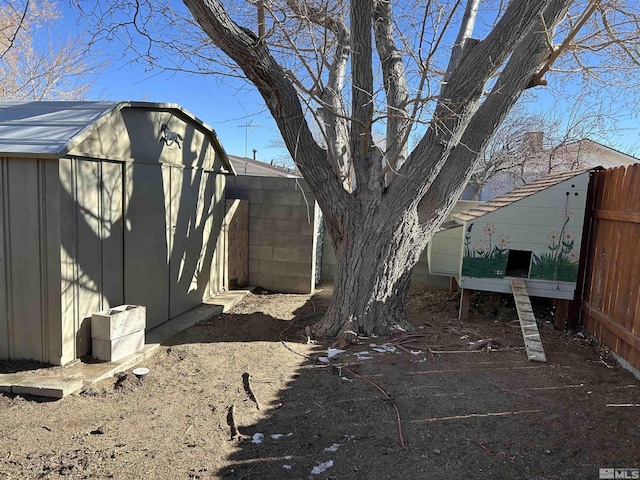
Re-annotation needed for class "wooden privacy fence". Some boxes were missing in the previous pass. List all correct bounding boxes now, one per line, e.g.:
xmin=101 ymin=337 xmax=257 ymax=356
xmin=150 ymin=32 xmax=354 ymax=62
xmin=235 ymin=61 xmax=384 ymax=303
xmin=580 ymin=164 xmax=640 ymax=373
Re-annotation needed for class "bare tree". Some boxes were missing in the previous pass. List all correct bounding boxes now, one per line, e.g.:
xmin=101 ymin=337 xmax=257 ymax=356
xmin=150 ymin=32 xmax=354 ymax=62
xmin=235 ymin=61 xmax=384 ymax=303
xmin=467 ymin=98 xmax=625 ymax=199
xmin=79 ymin=0 xmax=640 ymax=343
xmin=0 ymin=1 xmax=99 ymax=100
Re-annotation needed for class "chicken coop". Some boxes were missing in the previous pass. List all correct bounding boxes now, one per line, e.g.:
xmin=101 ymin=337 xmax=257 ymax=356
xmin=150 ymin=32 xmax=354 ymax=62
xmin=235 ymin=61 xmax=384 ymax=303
xmin=428 ymin=168 xmax=598 ymax=331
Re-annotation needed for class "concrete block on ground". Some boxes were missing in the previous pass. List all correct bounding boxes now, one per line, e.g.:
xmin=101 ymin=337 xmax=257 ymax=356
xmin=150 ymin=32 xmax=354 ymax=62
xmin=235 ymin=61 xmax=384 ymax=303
xmin=11 ymin=377 xmax=83 ymax=399
xmin=91 ymin=305 xmax=146 ymax=340
xmin=92 ymin=329 xmax=145 ymax=363
xmin=0 ymin=377 xmax=12 ymax=394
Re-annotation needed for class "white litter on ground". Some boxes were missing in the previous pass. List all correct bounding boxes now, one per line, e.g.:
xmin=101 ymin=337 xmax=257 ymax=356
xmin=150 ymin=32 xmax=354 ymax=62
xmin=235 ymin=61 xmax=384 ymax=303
xmin=271 ymin=434 xmax=284 ymax=439
xmin=318 ymin=357 xmax=330 ymax=363
xmin=251 ymin=433 xmax=264 ymax=444
xmin=311 ymin=460 xmax=334 ymax=475
xmin=371 ymin=343 xmax=398 ymax=353
xmin=282 ymin=465 xmax=292 ymax=470
xmin=327 ymin=348 xmax=346 ymax=358
xmin=354 ymin=351 xmax=372 ymax=360
xmin=340 ymin=376 xmax=354 ymax=382
xmin=324 ymin=443 xmax=341 ymax=452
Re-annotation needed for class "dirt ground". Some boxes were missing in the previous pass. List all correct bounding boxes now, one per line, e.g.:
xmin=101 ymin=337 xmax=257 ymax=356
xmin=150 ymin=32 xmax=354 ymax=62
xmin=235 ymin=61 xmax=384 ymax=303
xmin=1 ymin=286 xmax=639 ymax=479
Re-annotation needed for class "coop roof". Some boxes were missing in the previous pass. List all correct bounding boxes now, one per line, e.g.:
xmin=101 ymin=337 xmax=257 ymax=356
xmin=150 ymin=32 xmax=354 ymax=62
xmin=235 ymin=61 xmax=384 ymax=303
xmin=454 ymin=168 xmax=597 ymax=222
xmin=0 ymin=101 xmax=234 ymax=173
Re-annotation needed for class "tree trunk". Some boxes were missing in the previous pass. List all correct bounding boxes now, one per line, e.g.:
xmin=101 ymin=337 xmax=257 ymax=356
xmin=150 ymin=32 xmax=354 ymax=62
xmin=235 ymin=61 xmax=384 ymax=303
xmin=313 ymin=202 xmax=427 ymax=339
xmin=184 ymin=0 xmax=574 ymax=339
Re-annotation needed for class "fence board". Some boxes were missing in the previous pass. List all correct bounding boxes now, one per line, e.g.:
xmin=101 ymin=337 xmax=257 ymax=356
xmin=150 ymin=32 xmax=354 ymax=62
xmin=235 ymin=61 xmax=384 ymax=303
xmin=581 ymin=164 xmax=640 ymax=373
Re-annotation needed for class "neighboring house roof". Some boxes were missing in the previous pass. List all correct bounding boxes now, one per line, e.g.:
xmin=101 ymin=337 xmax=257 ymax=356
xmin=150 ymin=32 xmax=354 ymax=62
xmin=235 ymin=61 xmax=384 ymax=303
xmin=455 ymin=167 xmax=598 ymax=223
xmin=559 ymin=138 xmax=639 ymax=166
xmin=0 ymin=101 xmax=235 ymax=174
xmin=465 ymin=136 xmax=639 ymax=202
xmin=229 ymin=154 xmax=300 ymax=177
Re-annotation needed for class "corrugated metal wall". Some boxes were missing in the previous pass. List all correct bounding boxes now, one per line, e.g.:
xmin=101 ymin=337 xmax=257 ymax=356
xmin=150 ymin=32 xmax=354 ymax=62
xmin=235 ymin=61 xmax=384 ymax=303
xmin=60 ymin=158 xmax=227 ymax=361
xmin=1 ymin=157 xmax=63 ymax=364
xmin=59 ymin=158 xmax=125 ymax=361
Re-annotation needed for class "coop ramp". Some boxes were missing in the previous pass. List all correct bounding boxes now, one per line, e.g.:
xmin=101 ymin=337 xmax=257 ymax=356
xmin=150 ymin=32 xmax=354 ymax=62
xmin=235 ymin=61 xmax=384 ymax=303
xmin=510 ymin=278 xmax=547 ymax=363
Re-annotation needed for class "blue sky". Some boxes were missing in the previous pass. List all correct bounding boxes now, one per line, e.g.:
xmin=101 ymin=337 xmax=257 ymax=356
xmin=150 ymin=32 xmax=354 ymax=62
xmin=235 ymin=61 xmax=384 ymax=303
xmin=57 ymin=1 xmax=287 ymax=165
xmin=62 ymin=2 xmax=639 ymax=163
xmin=90 ymin=63 xmax=286 ymax=164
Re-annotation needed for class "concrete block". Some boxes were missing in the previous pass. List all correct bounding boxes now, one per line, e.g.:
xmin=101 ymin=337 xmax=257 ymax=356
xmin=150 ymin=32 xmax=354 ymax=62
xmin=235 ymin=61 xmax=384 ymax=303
xmin=270 ymin=232 xmax=291 ymax=248
xmin=277 ymin=275 xmax=313 ymax=294
xmin=258 ymin=260 xmax=286 ymax=276
xmin=285 ymin=261 xmax=313 ymax=277
xmin=321 ymin=262 xmax=336 ymax=281
xmin=254 ymin=232 xmax=313 ymax=250
xmin=250 ymin=245 xmax=273 ymax=260
xmin=0 ymin=377 xmax=12 ymax=394
xmin=92 ymin=329 xmax=145 ymax=363
xmin=299 ymin=235 xmax=315 ymax=249
xmin=261 ymin=190 xmax=306 ymax=206
xmin=250 ymin=204 xmax=289 ymax=220
xmin=248 ymin=217 xmax=276 ymax=233
xmin=273 ymin=247 xmax=312 ymax=263
xmin=288 ymin=205 xmax=314 ymax=222
xmin=249 ymin=258 xmax=261 ymax=273
xmin=260 ymin=177 xmax=297 ymax=190
xmin=11 ymin=377 xmax=83 ymax=399
xmin=251 ymin=218 xmax=301 ymax=235
xmin=91 ymin=305 xmax=146 ymax=340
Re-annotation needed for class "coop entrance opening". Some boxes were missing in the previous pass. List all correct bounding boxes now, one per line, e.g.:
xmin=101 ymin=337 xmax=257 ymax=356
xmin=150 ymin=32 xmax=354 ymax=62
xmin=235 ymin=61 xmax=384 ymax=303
xmin=505 ymin=250 xmax=532 ymax=278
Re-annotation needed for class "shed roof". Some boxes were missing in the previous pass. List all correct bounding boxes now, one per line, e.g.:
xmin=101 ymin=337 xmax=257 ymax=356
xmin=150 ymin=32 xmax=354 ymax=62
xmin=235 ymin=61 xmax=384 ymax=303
xmin=454 ymin=167 xmax=597 ymax=223
xmin=0 ymin=101 xmax=234 ymax=173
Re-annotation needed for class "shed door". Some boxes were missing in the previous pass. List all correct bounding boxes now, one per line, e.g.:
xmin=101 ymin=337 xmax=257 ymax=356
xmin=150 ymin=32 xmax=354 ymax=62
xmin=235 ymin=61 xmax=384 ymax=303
xmin=124 ymin=163 xmax=170 ymax=329
xmin=168 ymin=168 xmax=215 ymax=318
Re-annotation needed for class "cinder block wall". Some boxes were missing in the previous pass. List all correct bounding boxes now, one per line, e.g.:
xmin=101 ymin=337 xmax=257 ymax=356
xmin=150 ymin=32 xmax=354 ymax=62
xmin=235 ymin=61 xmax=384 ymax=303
xmin=226 ymin=176 xmax=318 ymax=294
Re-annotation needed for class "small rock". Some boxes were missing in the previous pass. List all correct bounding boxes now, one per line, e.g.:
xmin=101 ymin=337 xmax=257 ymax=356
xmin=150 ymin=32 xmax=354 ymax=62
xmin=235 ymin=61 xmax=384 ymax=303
xmin=434 ymin=448 xmax=442 ymax=454
xmin=89 ymin=426 xmax=106 ymax=435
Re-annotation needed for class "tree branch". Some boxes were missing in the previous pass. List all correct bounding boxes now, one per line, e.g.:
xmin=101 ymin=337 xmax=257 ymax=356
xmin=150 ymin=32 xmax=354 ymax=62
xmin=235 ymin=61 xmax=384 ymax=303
xmin=416 ymin=0 xmax=574 ymax=228
xmin=373 ymin=0 xmax=410 ymax=173
xmin=530 ymin=0 xmax=603 ymax=87
xmin=183 ymin=0 xmax=349 ymax=214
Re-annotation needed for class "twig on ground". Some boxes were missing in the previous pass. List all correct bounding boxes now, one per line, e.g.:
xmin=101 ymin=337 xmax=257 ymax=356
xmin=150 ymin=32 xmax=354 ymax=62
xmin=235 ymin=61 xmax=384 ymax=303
xmin=342 ymin=366 xmax=406 ymax=449
xmin=226 ymin=404 xmax=246 ymax=441
xmin=488 ymin=381 xmax=531 ymax=398
xmin=467 ymin=338 xmax=495 ymax=351
xmin=279 ymin=301 xmax=316 ymax=359
xmin=242 ymin=372 xmax=261 ymax=411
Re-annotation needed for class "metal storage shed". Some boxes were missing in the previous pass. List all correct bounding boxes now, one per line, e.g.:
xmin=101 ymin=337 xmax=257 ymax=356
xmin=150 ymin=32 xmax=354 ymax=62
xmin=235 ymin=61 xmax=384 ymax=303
xmin=0 ymin=101 xmax=235 ymax=365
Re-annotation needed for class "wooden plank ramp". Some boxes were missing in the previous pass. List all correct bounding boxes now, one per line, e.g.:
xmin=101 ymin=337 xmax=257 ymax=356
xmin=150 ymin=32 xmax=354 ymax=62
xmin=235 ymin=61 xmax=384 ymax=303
xmin=510 ymin=278 xmax=547 ymax=363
